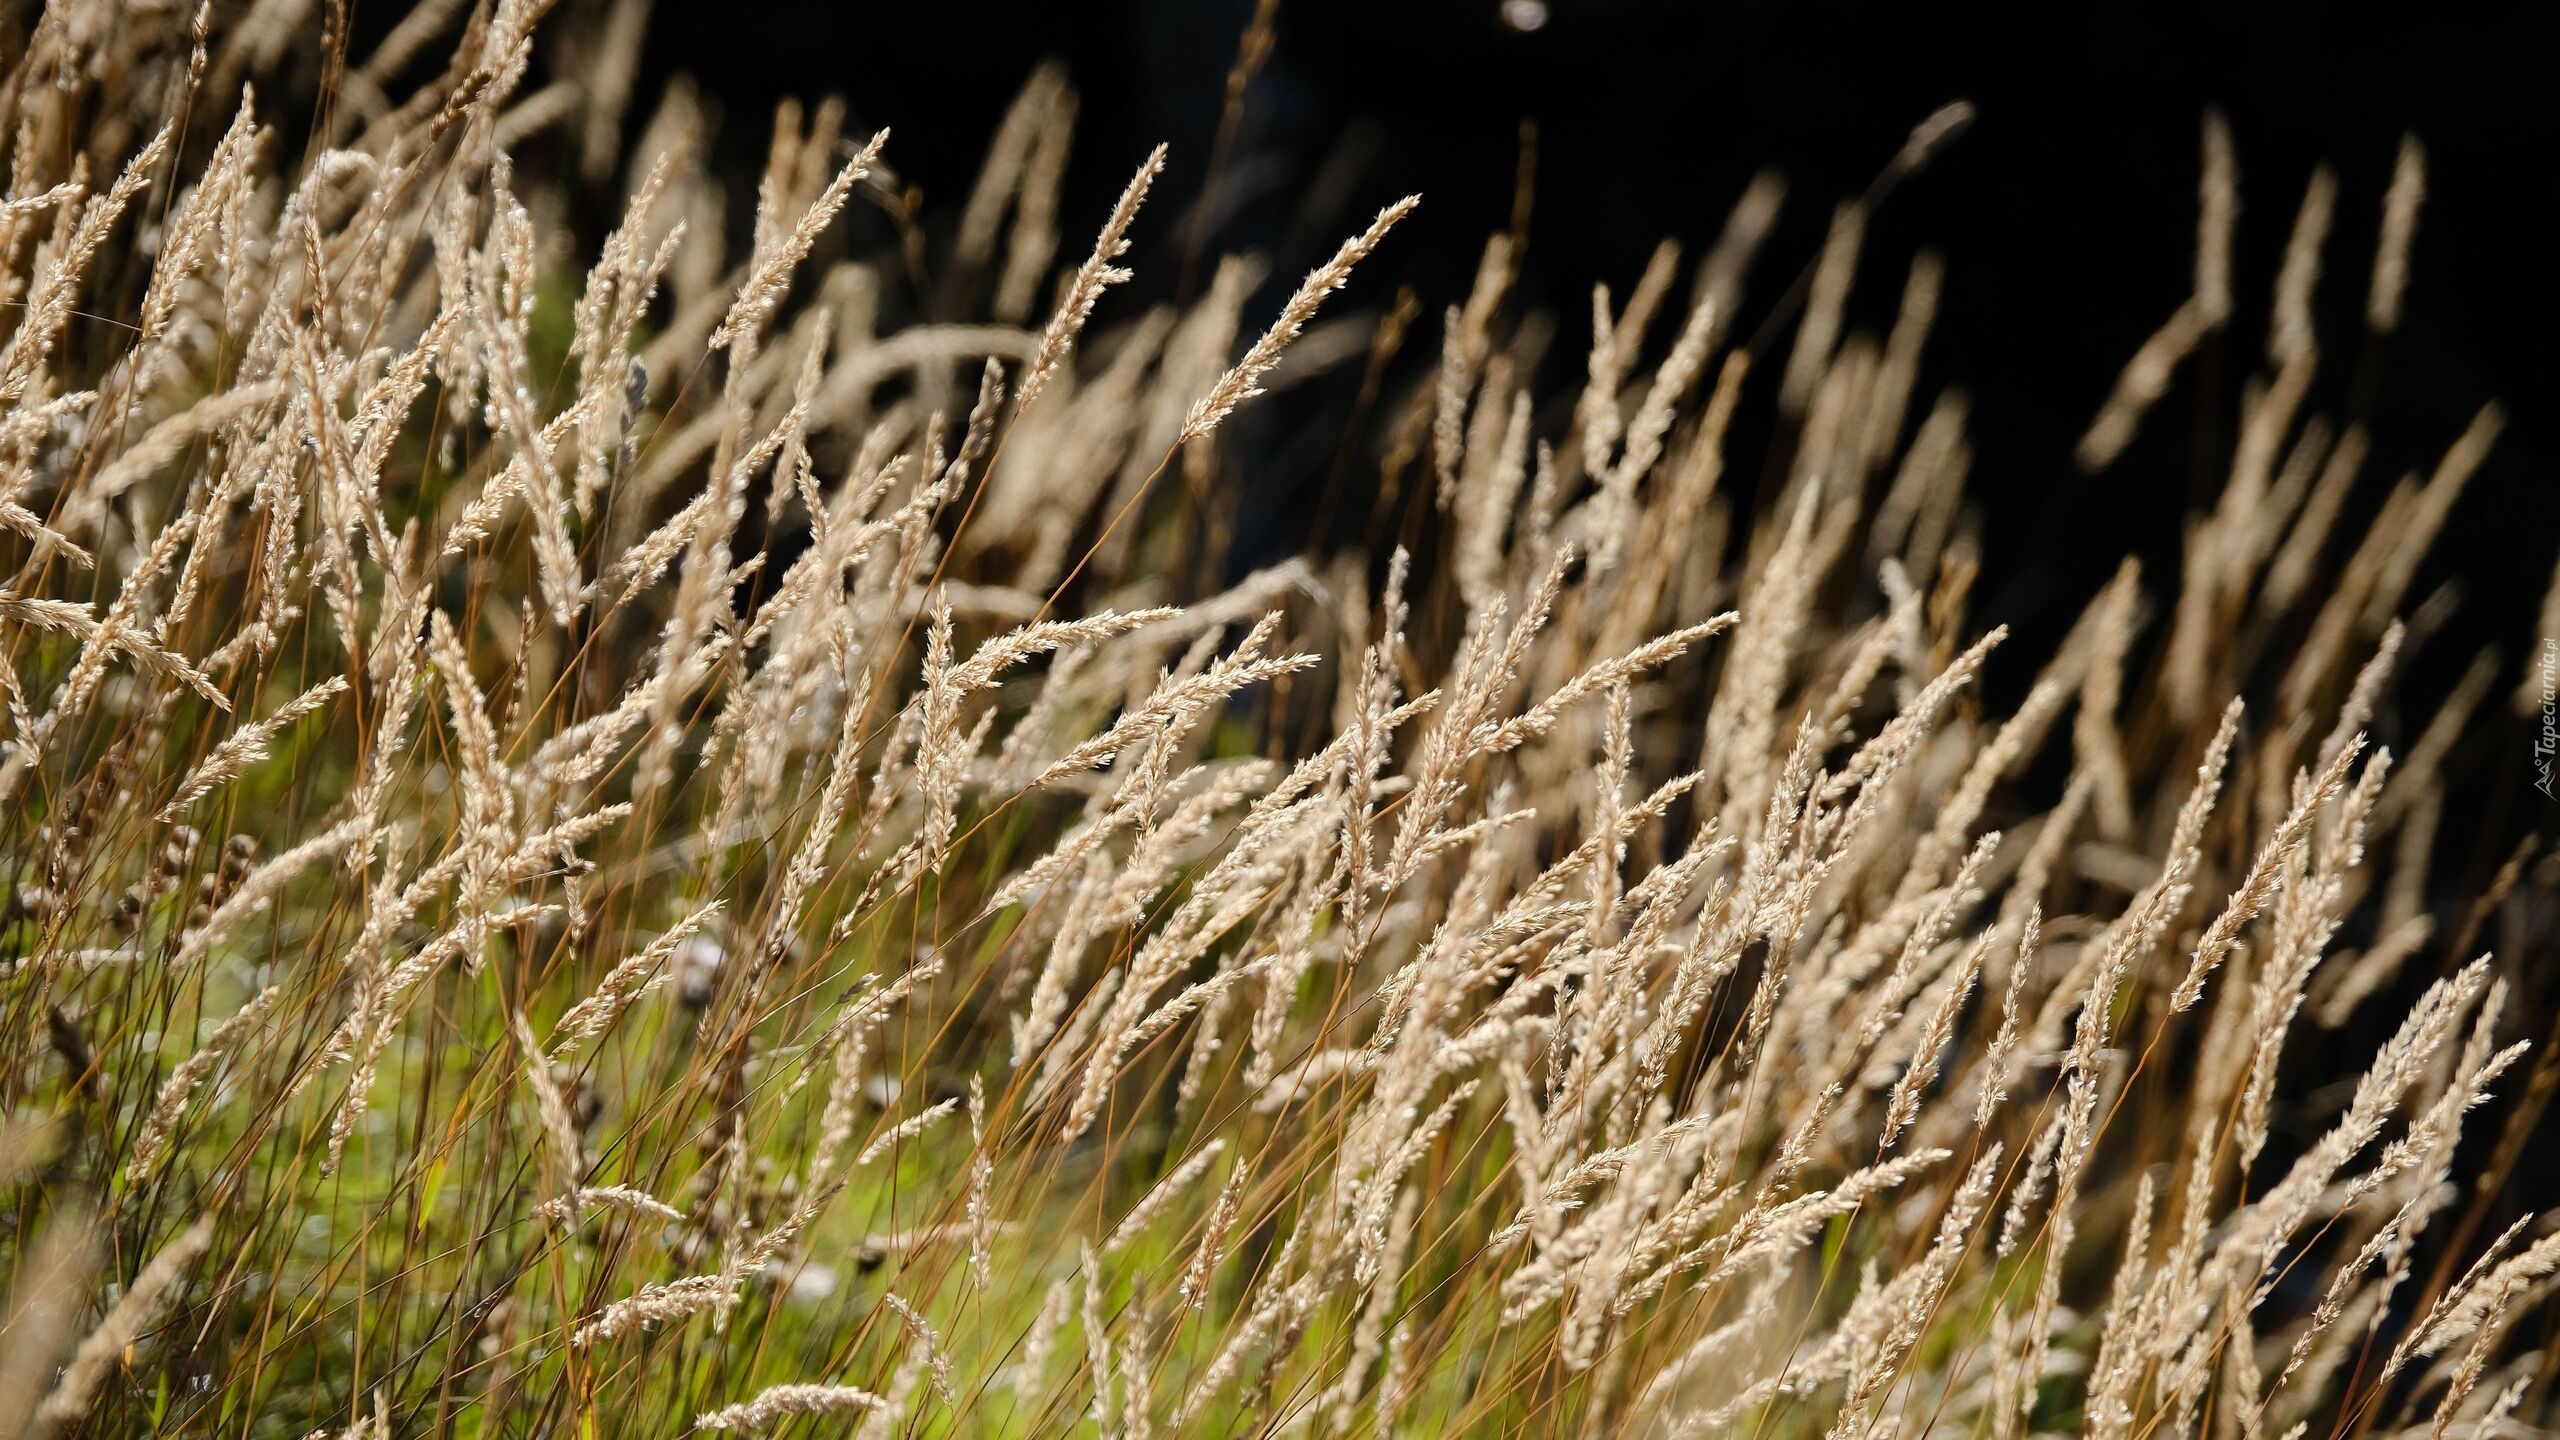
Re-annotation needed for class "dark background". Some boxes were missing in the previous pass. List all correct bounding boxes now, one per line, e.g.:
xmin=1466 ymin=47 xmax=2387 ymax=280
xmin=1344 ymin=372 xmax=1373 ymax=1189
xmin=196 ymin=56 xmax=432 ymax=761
xmin=634 ymin=0 xmax=2552 ymax=649
xmin=628 ymin=0 xmax=2558 ymax=819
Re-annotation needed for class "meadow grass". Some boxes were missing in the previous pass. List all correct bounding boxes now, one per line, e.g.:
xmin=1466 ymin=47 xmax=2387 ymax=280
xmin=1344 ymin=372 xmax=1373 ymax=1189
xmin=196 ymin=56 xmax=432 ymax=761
xmin=2 ymin=3 xmax=2555 ymax=1436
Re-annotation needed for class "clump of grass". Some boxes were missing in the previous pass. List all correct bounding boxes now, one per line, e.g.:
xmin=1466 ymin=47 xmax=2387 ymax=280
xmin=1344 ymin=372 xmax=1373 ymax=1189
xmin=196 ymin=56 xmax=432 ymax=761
xmin=2 ymin=2 xmax=2555 ymax=1437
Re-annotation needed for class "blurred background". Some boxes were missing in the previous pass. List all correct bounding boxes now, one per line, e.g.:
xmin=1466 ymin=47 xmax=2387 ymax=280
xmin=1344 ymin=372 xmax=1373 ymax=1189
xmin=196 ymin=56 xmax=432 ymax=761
xmin=624 ymin=0 xmax=2557 ymax=836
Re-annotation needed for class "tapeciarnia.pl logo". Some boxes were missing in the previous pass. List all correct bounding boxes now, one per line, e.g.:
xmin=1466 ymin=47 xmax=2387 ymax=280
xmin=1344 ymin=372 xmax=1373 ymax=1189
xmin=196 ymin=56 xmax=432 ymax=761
xmin=2537 ymin=638 xmax=2558 ymax=799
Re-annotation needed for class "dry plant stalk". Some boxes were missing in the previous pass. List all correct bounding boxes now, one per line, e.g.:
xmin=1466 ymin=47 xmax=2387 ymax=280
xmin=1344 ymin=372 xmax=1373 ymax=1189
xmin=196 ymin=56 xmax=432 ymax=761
xmin=0 ymin=5 xmax=2546 ymax=1440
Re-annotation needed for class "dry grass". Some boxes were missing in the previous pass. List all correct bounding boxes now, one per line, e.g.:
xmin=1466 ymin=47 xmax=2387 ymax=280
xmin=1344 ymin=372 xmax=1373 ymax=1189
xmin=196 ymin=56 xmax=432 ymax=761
xmin=2 ymin=2 xmax=2555 ymax=1437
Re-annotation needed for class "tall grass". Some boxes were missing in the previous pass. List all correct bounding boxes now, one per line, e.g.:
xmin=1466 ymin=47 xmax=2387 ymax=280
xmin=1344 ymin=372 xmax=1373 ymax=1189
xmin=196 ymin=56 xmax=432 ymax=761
xmin=2 ymin=2 xmax=2554 ymax=1436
